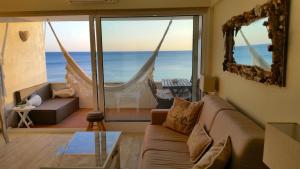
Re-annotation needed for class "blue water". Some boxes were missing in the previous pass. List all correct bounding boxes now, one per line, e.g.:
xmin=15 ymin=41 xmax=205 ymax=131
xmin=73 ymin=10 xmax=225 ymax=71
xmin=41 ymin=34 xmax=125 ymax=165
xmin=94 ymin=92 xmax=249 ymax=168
xmin=46 ymin=51 xmax=193 ymax=82
xmin=234 ymin=44 xmax=272 ymax=65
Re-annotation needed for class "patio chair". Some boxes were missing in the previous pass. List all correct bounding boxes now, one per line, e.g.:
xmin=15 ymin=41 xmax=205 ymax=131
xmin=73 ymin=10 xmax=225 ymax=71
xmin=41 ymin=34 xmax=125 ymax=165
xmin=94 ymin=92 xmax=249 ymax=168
xmin=148 ymin=79 xmax=174 ymax=109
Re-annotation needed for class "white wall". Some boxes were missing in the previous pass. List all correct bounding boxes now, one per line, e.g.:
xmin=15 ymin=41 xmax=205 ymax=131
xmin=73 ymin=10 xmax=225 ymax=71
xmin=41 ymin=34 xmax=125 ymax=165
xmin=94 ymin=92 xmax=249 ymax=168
xmin=210 ymin=0 xmax=300 ymax=126
xmin=0 ymin=0 xmax=210 ymax=14
xmin=0 ymin=22 xmax=47 ymax=126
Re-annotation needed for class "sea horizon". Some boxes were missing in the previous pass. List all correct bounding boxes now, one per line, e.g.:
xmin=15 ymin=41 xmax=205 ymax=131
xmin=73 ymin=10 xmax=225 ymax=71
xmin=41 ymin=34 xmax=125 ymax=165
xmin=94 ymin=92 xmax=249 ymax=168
xmin=46 ymin=50 xmax=193 ymax=83
xmin=234 ymin=43 xmax=272 ymax=66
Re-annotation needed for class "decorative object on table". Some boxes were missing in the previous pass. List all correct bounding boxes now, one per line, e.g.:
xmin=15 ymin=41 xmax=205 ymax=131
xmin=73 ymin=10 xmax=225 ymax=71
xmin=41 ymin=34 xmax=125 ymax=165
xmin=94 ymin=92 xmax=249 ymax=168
xmin=263 ymin=122 xmax=300 ymax=169
xmin=200 ymin=75 xmax=216 ymax=96
xmin=12 ymin=105 xmax=35 ymax=128
xmin=86 ymin=111 xmax=106 ymax=131
xmin=222 ymin=0 xmax=290 ymax=87
xmin=16 ymin=100 xmax=28 ymax=108
xmin=26 ymin=94 xmax=42 ymax=107
xmin=19 ymin=31 xmax=29 ymax=42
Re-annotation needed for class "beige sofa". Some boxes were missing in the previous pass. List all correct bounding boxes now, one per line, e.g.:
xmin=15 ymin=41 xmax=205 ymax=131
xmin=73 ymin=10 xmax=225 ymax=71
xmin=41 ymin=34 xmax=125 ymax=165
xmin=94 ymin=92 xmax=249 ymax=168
xmin=140 ymin=95 xmax=268 ymax=169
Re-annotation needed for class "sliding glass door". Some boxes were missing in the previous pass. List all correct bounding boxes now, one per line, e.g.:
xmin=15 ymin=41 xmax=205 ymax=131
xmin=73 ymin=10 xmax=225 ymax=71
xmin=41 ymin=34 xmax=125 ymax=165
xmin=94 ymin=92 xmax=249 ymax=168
xmin=90 ymin=16 xmax=202 ymax=122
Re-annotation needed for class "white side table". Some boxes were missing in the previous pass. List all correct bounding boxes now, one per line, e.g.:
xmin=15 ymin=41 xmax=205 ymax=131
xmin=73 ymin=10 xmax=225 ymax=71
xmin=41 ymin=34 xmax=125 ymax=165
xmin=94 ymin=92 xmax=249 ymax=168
xmin=12 ymin=105 xmax=35 ymax=128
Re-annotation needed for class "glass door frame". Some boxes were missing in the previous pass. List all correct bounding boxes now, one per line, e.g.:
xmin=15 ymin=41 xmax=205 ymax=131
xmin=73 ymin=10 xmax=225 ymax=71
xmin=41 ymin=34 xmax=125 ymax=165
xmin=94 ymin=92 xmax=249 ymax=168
xmin=89 ymin=14 xmax=205 ymax=120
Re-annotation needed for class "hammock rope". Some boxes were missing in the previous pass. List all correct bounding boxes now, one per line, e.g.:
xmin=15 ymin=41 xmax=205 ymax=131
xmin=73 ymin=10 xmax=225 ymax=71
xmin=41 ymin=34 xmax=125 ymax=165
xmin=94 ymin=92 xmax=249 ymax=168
xmin=239 ymin=30 xmax=271 ymax=70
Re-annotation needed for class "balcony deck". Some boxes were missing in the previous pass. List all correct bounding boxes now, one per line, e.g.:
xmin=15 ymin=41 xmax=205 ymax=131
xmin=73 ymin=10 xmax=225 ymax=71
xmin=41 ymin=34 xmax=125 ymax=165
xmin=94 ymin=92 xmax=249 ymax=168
xmin=33 ymin=108 xmax=152 ymax=128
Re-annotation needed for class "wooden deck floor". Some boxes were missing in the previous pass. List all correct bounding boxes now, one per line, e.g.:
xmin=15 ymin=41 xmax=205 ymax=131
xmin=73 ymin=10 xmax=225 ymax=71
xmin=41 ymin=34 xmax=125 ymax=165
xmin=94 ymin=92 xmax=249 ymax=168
xmin=0 ymin=132 xmax=144 ymax=169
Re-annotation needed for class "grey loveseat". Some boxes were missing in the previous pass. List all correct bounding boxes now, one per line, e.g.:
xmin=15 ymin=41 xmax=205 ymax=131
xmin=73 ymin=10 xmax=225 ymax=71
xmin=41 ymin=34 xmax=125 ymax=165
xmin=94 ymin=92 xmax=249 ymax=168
xmin=14 ymin=83 xmax=79 ymax=124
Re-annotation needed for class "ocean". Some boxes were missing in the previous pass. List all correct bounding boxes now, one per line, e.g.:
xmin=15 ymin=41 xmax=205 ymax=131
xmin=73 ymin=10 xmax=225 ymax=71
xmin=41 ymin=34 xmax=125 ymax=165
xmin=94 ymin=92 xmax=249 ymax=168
xmin=46 ymin=45 xmax=272 ymax=82
xmin=46 ymin=51 xmax=193 ymax=82
xmin=234 ymin=44 xmax=272 ymax=65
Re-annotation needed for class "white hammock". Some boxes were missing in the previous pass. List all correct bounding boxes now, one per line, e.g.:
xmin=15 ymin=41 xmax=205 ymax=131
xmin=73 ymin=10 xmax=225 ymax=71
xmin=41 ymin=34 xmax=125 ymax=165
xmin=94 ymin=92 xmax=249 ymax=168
xmin=240 ymin=30 xmax=271 ymax=70
xmin=48 ymin=20 xmax=172 ymax=108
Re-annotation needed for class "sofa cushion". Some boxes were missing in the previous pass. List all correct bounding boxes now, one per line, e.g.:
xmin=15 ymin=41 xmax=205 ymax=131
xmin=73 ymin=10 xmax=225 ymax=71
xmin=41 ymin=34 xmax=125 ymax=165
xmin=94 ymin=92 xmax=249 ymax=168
xmin=145 ymin=125 xmax=188 ymax=142
xmin=198 ymin=95 xmax=235 ymax=131
xmin=34 ymin=98 xmax=76 ymax=110
xmin=142 ymin=125 xmax=189 ymax=158
xmin=151 ymin=109 xmax=169 ymax=125
xmin=192 ymin=136 xmax=232 ymax=169
xmin=187 ymin=123 xmax=213 ymax=163
xmin=142 ymin=150 xmax=193 ymax=169
xmin=14 ymin=83 xmax=51 ymax=104
xmin=163 ymin=97 xmax=203 ymax=134
xmin=29 ymin=97 xmax=79 ymax=124
xmin=52 ymin=87 xmax=75 ymax=98
xmin=143 ymin=138 xmax=189 ymax=157
xmin=209 ymin=110 xmax=267 ymax=169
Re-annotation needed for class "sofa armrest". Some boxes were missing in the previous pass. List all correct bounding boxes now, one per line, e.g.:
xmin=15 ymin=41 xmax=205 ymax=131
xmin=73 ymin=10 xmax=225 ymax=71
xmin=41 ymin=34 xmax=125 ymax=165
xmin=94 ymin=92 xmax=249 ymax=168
xmin=151 ymin=109 xmax=169 ymax=125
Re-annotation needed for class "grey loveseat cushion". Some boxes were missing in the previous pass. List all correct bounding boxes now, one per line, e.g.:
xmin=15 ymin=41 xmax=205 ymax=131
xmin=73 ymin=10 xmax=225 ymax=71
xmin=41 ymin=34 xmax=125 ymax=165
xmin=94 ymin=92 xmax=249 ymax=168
xmin=29 ymin=98 xmax=79 ymax=124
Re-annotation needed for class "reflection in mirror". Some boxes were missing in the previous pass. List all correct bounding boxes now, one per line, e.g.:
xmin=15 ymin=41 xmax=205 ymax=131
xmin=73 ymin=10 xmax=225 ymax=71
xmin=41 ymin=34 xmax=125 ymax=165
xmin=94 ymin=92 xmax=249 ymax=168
xmin=233 ymin=18 xmax=272 ymax=71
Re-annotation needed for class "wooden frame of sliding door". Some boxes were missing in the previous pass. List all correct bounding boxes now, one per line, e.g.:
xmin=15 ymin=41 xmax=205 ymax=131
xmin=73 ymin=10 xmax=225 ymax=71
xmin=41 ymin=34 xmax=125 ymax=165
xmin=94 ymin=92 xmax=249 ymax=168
xmin=90 ymin=15 xmax=203 ymax=121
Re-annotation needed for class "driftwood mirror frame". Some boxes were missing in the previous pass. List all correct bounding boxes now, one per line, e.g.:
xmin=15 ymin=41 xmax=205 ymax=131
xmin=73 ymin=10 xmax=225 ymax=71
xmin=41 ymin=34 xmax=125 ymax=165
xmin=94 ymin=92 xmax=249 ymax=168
xmin=222 ymin=0 xmax=290 ymax=87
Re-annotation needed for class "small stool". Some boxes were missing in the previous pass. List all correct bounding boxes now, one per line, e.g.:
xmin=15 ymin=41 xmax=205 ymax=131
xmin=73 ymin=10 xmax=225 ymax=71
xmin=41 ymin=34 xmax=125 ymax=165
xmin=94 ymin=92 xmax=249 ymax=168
xmin=86 ymin=112 xmax=106 ymax=131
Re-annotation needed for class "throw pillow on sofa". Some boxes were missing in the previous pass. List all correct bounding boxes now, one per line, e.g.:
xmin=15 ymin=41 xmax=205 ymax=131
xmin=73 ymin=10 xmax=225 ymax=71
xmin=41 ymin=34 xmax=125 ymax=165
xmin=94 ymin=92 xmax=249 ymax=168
xmin=52 ymin=87 xmax=75 ymax=98
xmin=187 ymin=123 xmax=213 ymax=163
xmin=27 ymin=94 xmax=42 ymax=107
xmin=163 ymin=97 xmax=203 ymax=135
xmin=192 ymin=136 xmax=232 ymax=169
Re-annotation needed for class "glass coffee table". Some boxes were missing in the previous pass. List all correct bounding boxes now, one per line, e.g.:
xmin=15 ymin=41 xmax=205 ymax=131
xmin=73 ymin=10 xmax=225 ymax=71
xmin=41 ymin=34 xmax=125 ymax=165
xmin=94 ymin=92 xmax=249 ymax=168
xmin=41 ymin=131 xmax=121 ymax=169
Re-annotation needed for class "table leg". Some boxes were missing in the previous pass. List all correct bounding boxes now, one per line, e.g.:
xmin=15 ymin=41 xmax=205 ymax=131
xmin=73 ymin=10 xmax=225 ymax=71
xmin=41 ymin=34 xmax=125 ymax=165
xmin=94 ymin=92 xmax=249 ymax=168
xmin=17 ymin=111 xmax=31 ymax=128
xmin=23 ymin=111 xmax=32 ymax=128
xmin=17 ymin=111 xmax=25 ymax=128
xmin=26 ymin=115 xmax=34 ymax=126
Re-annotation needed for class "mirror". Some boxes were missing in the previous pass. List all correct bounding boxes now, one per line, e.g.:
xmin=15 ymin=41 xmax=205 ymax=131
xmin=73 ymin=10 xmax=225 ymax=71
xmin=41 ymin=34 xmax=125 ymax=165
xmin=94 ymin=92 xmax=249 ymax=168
xmin=234 ymin=18 xmax=272 ymax=71
xmin=222 ymin=0 xmax=290 ymax=87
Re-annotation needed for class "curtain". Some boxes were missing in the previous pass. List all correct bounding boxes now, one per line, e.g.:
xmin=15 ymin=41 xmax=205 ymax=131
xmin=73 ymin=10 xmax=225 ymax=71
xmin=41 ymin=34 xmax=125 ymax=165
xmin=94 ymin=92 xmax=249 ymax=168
xmin=0 ymin=23 xmax=9 ymax=143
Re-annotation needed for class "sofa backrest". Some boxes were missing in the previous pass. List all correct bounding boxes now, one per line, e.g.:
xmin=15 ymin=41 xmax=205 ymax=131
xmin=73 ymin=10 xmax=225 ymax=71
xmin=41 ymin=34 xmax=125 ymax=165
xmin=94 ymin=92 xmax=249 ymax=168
xmin=14 ymin=83 xmax=52 ymax=104
xmin=207 ymin=105 xmax=268 ymax=169
xmin=198 ymin=95 xmax=236 ymax=131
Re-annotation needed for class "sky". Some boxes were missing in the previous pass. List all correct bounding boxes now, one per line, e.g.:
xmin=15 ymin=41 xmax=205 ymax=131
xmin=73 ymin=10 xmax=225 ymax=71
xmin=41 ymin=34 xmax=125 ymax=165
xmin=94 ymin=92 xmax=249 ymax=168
xmin=45 ymin=18 xmax=194 ymax=52
xmin=235 ymin=18 xmax=271 ymax=46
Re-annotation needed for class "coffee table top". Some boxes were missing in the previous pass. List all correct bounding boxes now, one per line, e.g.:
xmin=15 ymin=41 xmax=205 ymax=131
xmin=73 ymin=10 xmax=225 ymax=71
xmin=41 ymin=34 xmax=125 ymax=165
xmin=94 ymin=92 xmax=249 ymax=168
xmin=48 ymin=131 xmax=121 ymax=168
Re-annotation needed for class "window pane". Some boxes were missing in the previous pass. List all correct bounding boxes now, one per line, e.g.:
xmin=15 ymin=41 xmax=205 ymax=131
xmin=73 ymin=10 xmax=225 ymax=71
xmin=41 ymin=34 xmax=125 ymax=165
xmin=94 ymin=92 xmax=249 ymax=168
xmin=101 ymin=17 xmax=196 ymax=121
